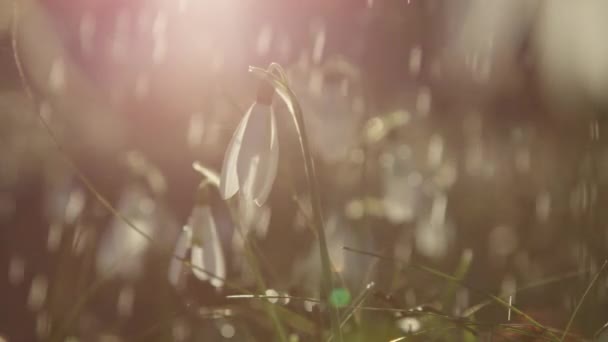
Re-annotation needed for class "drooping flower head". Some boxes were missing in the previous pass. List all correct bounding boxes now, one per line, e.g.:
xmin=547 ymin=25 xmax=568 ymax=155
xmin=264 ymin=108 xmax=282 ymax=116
xmin=219 ymin=79 xmax=279 ymax=206
xmin=169 ymin=183 xmax=226 ymax=289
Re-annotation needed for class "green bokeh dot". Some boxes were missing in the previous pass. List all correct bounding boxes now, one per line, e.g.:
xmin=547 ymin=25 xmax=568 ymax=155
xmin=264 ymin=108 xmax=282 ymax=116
xmin=329 ymin=287 xmax=351 ymax=308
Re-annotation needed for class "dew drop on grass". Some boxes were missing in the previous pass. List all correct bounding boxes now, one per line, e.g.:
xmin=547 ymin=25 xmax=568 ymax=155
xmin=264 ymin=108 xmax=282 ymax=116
xmin=396 ymin=317 xmax=421 ymax=333
xmin=265 ymin=289 xmax=279 ymax=304
xmin=303 ymin=299 xmax=316 ymax=312
xmin=280 ymin=292 xmax=291 ymax=305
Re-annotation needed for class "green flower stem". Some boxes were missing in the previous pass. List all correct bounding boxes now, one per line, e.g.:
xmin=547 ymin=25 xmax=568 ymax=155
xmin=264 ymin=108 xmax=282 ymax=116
xmin=250 ymin=65 xmax=343 ymax=342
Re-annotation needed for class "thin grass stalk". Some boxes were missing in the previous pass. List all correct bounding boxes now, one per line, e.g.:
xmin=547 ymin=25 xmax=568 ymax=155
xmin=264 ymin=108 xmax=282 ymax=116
xmin=561 ymin=259 xmax=608 ymax=342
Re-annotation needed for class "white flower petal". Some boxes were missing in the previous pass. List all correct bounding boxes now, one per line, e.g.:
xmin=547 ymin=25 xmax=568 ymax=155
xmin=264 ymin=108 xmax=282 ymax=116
xmin=237 ymin=104 xmax=278 ymax=205
xmin=168 ymin=226 xmax=192 ymax=287
xmin=205 ymin=211 xmax=226 ymax=288
xmin=253 ymin=111 xmax=279 ymax=206
xmin=219 ymin=105 xmax=254 ymax=200
xmin=191 ymin=244 xmax=208 ymax=281
xmin=189 ymin=206 xmax=226 ymax=288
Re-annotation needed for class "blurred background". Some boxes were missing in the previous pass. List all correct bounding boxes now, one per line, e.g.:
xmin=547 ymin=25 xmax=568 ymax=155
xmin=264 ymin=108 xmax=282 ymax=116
xmin=2 ymin=0 xmax=608 ymax=341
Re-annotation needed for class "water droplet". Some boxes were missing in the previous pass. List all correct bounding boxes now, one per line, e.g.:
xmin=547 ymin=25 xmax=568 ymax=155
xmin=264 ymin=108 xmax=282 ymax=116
xmin=280 ymin=292 xmax=291 ymax=305
xmin=304 ymin=299 xmax=316 ymax=312
xmin=265 ymin=289 xmax=279 ymax=304
xmin=396 ymin=317 xmax=421 ymax=333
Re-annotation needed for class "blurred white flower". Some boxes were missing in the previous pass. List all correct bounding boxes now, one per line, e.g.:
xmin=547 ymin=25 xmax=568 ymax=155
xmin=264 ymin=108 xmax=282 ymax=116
xmin=169 ymin=205 xmax=226 ymax=289
xmin=96 ymin=185 xmax=157 ymax=281
xmin=220 ymin=88 xmax=278 ymax=206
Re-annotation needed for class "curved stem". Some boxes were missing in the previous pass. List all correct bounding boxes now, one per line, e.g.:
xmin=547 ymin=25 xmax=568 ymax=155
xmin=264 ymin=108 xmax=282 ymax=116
xmin=250 ymin=66 xmax=343 ymax=342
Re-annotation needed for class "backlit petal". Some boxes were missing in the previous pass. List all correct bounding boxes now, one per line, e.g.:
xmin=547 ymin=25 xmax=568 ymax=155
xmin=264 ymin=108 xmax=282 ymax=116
xmin=219 ymin=105 xmax=254 ymax=200
xmin=253 ymin=110 xmax=279 ymax=206
xmin=237 ymin=103 xmax=276 ymax=205
xmin=205 ymin=209 xmax=226 ymax=288
xmin=189 ymin=206 xmax=226 ymax=288
xmin=191 ymin=244 xmax=207 ymax=280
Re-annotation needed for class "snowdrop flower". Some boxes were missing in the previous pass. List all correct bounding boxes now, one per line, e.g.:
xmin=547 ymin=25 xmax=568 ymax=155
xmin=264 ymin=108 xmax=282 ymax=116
xmin=169 ymin=188 xmax=226 ymax=289
xmin=219 ymin=81 xmax=278 ymax=206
